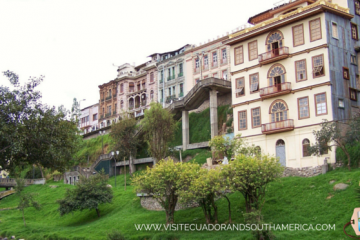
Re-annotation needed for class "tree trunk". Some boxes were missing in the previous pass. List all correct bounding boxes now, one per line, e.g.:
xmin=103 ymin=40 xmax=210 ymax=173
xmin=96 ymin=208 xmax=100 ymax=218
xmin=344 ymin=148 xmax=351 ymax=171
xmin=37 ymin=163 xmax=44 ymax=178
xmin=210 ymin=194 xmax=218 ymax=224
xmin=22 ymin=209 xmax=26 ymax=226
xmin=129 ymin=153 xmax=136 ymax=176
xmin=164 ymin=193 xmax=177 ymax=225
xmin=224 ymin=195 xmax=232 ymax=223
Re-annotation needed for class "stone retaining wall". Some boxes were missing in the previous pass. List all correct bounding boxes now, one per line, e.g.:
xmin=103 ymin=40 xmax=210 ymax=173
xmin=282 ymin=162 xmax=343 ymax=177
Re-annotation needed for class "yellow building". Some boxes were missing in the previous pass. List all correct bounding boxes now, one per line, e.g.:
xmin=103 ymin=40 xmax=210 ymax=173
xmin=223 ymin=0 xmax=359 ymax=167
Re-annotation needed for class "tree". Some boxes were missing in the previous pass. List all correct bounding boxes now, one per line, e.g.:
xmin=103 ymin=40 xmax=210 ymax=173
xmin=221 ymin=155 xmax=283 ymax=214
xmin=0 ymin=71 xmax=82 ymax=175
xmin=70 ymin=98 xmax=81 ymax=122
xmin=57 ymin=171 xmax=113 ymax=218
xmin=110 ymin=114 xmax=139 ymax=174
xmin=132 ymin=159 xmax=197 ymax=224
xmin=15 ymin=178 xmax=41 ymax=226
xmin=309 ymin=120 xmax=352 ymax=170
xmin=209 ymin=134 xmax=245 ymax=160
xmin=141 ymin=102 xmax=177 ymax=164
xmin=178 ymin=168 xmax=225 ymax=224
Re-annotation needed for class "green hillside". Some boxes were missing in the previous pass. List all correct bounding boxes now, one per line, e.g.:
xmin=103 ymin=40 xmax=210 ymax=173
xmin=1 ymin=166 xmax=359 ymax=240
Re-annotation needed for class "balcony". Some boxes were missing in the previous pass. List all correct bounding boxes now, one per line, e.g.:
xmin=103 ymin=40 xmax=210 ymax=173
xmin=113 ymin=111 xmax=117 ymax=115
xmin=258 ymin=47 xmax=289 ymax=65
xmin=105 ymin=113 xmax=111 ymax=118
xmin=129 ymin=106 xmax=134 ymax=110
xmin=178 ymin=72 xmax=183 ymax=77
xmin=105 ymin=96 xmax=112 ymax=101
xmin=113 ymin=94 xmax=117 ymax=98
xmin=160 ymin=79 xmax=164 ymax=84
xmin=261 ymin=119 xmax=294 ymax=135
xmin=167 ymin=76 xmax=175 ymax=81
xmin=179 ymin=92 xmax=184 ymax=97
xmin=166 ymin=95 xmax=176 ymax=103
xmin=101 ymin=99 xmax=104 ymax=103
xmin=100 ymin=115 xmax=104 ymax=120
xmin=259 ymin=82 xmax=291 ymax=99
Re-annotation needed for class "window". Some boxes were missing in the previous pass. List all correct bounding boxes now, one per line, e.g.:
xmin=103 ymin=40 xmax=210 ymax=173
xmin=234 ymin=46 xmax=244 ymax=65
xmin=251 ymin=107 xmax=261 ymax=128
xmin=238 ymin=110 xmax=247 ymax=130
xmin=212 ymin=51 xmax=218 ymax=67
xmin=150 ymin=90 xmax=154 ymax=100
xmin=180 ymin=84 xmax=183 ymax=94
xmin=120 ymin=83 xmax=124 ymax=93
xmin=343 ymin=67 xmax=350 ymax=80
xmin=351 ymin=55 xmax=357 ymax=65
xmin=248 ymin=41 xmax=258 ymax=61
xmin=129 ymin=82 xmax=134 ymax=92
xmin=195 ymin=59 xmax=200 ymax=69
xmin=331 ymin=22 xmax=338 ymax=39
xmin=350 ymin=88 xmax=358 ymax=101
xmin=120 ymin=100 xmax=124 ymax=109
xmin=302 ymin=139 xmax=310 ymax=157
xmin=150 ymin=72 xmax=154 ymax=82
xmin=339 ymin=99 xmax=344 ymax=108
xmin=270 ymin=101 xmax=288 ymax=122
xmin=93 ymin=114 xmax=98 ymax=121
xmin=295 ymin=59 xmax=307 ymax=81
xmin=298 ymin=97 xmax=310 ymax=119
xmin=108 ymin=105 xmax=111 ymax=114
xmin=235 ymin=77 xmax=245 ymax=97
xmin=312 ymin=55 xmax=324 ymax=77
xmin=114 ymin=104 xmax=117 ymax=113
xmin=161 ymin=70 xmax=164 ymax=81
xmin=357 ymin=74 xmax=360 ymax=89
xmin=292 ymin=24 xmax=304 ymax=46
xmin=351 ymin=23 xmax=358 ymax=40
xmin=315 ymin=93 xmax=327 ymax=116
xmin=179 ymin=63 xmax=183 ymax=75
xmin=249 ymin=73 xmax=259 ymax=93
xmin=221 ymin=48 xmax=227 ymax=64
xmin=168 ymin=87 xmax=171 ymax=96
xmin=356 ymin=0 xmax=360 ymax=15
xmin=222 ymin=70 xmax=228 ymax=80
xmin=309 ymin=18 xmax=322 ymax=42
xmin=204 ymin=55 xmax=209 ymax=67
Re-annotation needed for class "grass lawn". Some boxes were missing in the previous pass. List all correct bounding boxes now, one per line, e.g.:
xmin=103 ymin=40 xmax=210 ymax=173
xmin=0 ymin=167 xmax=359 ymax=240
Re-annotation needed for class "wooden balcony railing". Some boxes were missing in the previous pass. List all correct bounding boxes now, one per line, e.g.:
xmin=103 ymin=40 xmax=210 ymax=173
xmin=261 ymin=119 xmax=294 ymax=134
xmin=259 ymin=82 xmax=291 ymax=99
xmin=258 ymin=47 xmax=289 ymax=64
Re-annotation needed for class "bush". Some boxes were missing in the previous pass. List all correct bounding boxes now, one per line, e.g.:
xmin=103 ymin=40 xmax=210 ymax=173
xmin=107 ymin=230 xmax=127 ymax=240
xmin=336 ymin=142 xmax=360 ymax=168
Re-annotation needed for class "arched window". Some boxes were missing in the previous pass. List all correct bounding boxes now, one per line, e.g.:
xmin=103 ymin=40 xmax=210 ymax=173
xmin=266 ymin=31 xmax=284 ymax=52
xmin=269 ymin=100 xmax=289 ymax=122
xmin=150 ymin=90 xmax=154 ymax=101
xmin=267 ymin=64 xmax=286 ymax=88
xmin=129 ymin=98 xmax=134 ymax=110
xmin=302 ymin=139 xmax=310 ymax=157
xmin=141 ymin=94 xmax=147 ymax=106
xmin=120 ymin=100 xmax=124 ymax=109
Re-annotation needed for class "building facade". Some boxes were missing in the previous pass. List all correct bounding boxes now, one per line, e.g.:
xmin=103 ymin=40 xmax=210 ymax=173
xmin=149 ymin=45 xmax=191 ymax=107
xmin=98 ymin=60 xmax=158 ymax=127
xmin=79 ymin=103 xmax=99 ymax=134
xmin=224 ymin=0 xmax=359 ymax=168
xmin=185 ymin=36 xmax=232 ymax=92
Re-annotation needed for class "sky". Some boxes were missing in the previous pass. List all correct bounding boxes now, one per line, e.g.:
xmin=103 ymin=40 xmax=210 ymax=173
xmin=0 ymin=0 xmax=276 ymax=111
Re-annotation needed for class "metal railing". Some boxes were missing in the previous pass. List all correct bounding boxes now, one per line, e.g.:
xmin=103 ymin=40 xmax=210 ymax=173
xmin=105 ymin=113 xmax=111 ymax=118
xmin=261 ymin=119 xmax=294 ymax=133
xmin=258 ymin=47 xmax=289 ymax=63
xmin=105 ymin=96 xmax=112 ymax=101
xmin=178 ymin=72 xmax=183 ymax=77
xmin=179 ymin=92 xmax=184 ymax=97
xmin=259 ymin=82 xmax=291 ymax=97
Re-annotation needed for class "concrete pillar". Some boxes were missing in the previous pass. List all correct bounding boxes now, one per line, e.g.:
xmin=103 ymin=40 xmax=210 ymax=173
xmin=210 ymin=89 xmax=218 ymax=139
xmin=182 ymin=110 xmax=189 ymax=151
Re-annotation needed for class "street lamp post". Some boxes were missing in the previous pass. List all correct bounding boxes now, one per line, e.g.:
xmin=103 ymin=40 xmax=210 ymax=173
xmin=111 ymin=151 xmax=119 ymax=187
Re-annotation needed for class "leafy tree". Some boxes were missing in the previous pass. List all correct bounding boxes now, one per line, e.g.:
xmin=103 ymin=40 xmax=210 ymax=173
xmin=141 ymin=102 xmax=177 ymax=164
xmin=178 ymin=168 xmax=225 ymax=224
xmin=110 ymin=114 xmax=139 ymax=174
xmin=0 ymin=71 xmax=81 ymax=175
xmin=15 ymin=178 xmax=41 ymax=226
xmin=244 ymin=210 xmax=275 ymax=240
xmin=209 ymin=134 xmax=259 ymax=160
xmin=222 ymin=155 xmax=283 ymax=214
xmin=57 ymin=171 xmax=113 ymax=218
xmin=70 ymin=98 xmax=81 ymax=122
xmin=309 ymin=120 xmax=352 ymax=170
xmin=132 ymin=159 xmax=197 ymax=224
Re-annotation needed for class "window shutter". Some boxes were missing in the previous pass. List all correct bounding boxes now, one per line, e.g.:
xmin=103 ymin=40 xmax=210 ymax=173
xmin=269 ymin=77 xmax=273 ymax=86
xmin=281 ymin=74 xmax=285 ymax=83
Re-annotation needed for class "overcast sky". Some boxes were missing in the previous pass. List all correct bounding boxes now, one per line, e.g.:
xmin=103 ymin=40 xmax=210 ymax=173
xmin=0 ymin=0 xmax=275 ymax=111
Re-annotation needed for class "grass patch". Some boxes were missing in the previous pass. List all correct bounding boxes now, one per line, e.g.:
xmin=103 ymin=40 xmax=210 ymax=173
xmin=171 ymin=105 xmax=231 ymax=146
xmin=1 ymin=168 xmax=358 ymax=239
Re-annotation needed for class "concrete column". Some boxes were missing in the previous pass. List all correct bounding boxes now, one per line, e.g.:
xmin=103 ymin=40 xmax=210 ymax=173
xmin=182 ymin=110 xmax=189 ymax=151
xmin=210 ymin=89 xmax=218 ymax=139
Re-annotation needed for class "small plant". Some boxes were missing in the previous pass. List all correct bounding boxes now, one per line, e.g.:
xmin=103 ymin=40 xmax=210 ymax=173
xmin=244 ymin=210 xmax=275 ymax=240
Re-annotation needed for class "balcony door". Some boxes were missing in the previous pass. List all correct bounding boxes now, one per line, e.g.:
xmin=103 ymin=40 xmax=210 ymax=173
xmin=272 ymin=42 xmax=279 ymax=56
xmin=274 ymin=76 xmax=281 ymax=92
xmin=276 ymin=139 xmax=286 ymax=167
